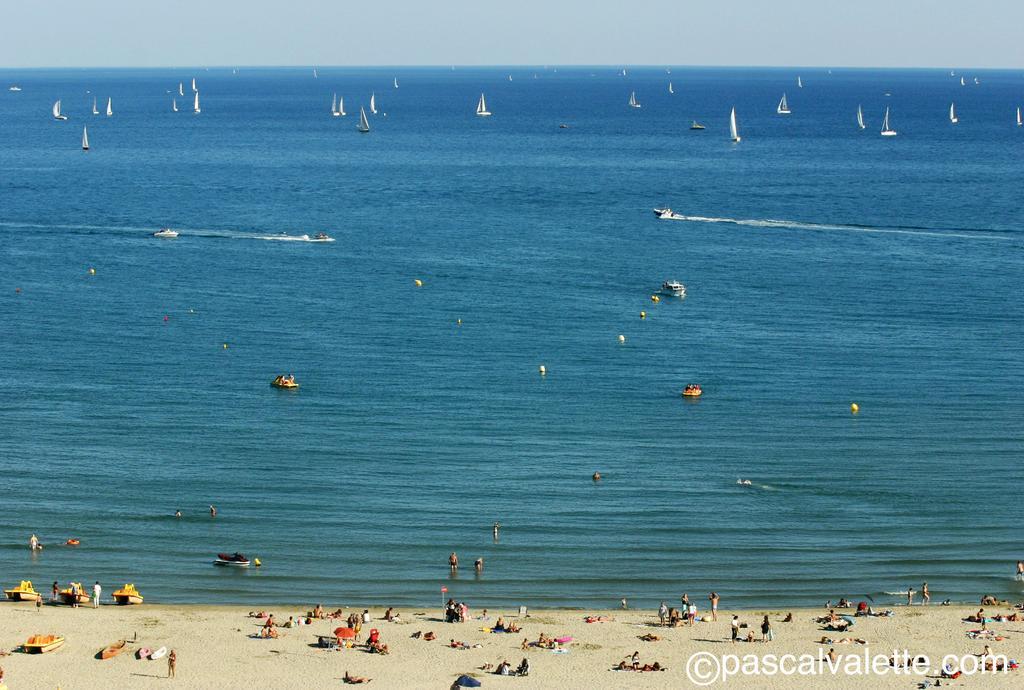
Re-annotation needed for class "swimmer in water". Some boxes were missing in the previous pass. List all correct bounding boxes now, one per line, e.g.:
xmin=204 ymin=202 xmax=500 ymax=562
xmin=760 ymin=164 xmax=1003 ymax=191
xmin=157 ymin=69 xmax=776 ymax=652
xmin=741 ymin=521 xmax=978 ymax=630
xmin=593 ymin=472 xmax=601 ymax=481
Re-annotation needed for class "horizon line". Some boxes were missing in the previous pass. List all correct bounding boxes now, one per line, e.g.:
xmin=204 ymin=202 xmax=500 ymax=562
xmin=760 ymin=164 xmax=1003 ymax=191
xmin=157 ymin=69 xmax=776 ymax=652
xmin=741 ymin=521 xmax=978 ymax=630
xmin=1 ymin=63 xmax=1021 ymax=72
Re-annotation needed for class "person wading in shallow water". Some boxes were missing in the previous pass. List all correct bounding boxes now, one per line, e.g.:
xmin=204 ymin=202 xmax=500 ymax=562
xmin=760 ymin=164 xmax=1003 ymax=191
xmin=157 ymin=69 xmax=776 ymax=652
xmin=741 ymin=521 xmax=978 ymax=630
xmin=449 ymin=552 xmax=458 ymax=571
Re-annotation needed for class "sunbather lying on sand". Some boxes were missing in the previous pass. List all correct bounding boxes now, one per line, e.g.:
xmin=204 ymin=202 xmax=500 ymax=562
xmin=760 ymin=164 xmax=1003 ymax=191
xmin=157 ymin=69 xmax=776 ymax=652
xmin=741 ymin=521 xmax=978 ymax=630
xmin=343 ymin=670 xmax=371 ymax=684
xmin=638 ymin=634 xmax=661 ymax=642
xmin=818 ymin=637 xmax=866 ymax=645
xmin=585 ymin=616 xmax=612 ymax=623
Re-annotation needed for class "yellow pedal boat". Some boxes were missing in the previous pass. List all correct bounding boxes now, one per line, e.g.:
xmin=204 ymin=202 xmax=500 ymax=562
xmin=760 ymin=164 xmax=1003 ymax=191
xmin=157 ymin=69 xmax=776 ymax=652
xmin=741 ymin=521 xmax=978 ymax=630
xmin=23 ymin=634 xmax=65 ymax=654
xmin=58 ymin=583 xmax=90 ymax=605
xmin=271 ymin=376 xmax=299 ymax=389
xmin=4 ymin=580 xmax=42 ymax=602
xmin=112 ymin=583 xmax=144 ymax=605
xmin=682 ymin=384 xmax=703 ymax=398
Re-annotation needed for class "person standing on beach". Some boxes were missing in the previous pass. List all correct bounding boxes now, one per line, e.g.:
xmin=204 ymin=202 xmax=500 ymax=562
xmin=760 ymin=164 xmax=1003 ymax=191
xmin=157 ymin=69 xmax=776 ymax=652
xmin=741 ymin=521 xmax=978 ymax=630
xmin=907 ymin=587 xmax=915 ymax=606
xmin=449 ymin=552 xmax=458 ymax=571
xmin=51 ymin=581 xmax=59 ymax=603
xmin=709 ymin=592 xmax=720 ymax=621
xmin=620 ymin=598 xmax=628 ymax=610
xmin=687 ymin=602 xmax=697 ymax=625
xmin=681 ymin=593 xmax=690 ymax=609
xmin=168 ymin=649 xmax=176 ymax=678
xmin=92 ymin=581 xmax=101 ymax=608
xmin=761 ymin=615 xmax=773 ymax=642
xmin=922 ymin=583 xmax=930 ymax=605
xmin=731 ymin=615 xmax=739 ymax=643
xmin=658 ymin=602 xmax=668 ymax=626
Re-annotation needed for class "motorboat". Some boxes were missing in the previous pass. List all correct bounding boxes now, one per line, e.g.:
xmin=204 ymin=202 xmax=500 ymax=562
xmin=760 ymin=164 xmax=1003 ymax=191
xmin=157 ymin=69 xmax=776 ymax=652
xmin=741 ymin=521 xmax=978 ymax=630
xmin=153 ymin=228 xmax=179 ymax=239
xmin=59 ymin=583 xmax=90 ymax=605
xmin=4 ymin=580 xmax=42 ymax=602
xmin=737 ymin=478 xmax=753 ymax=486
xmin=271 ymin=375 xmax=299 ymax=390
xmin=8 ymin=85 xmax=22 ymax=92
xmin=309 ymin=232 xmax=335 ymax=242
xmin=214 ymin=552 xmax=251 ymax=567
xmin=23 ymin=635 xmax=65 ymax=654
xmin=682 ymin=384 xmax=703 ymax=398
xmin=112 ymin=583 xmax=144 ymax=605
xmin=653 ymin=208 xmax=683 ymax=220
xmin=689 ymin=121 xmax=705 ymax=130
xmin=661 ymin=280 xmax=686 ymax=297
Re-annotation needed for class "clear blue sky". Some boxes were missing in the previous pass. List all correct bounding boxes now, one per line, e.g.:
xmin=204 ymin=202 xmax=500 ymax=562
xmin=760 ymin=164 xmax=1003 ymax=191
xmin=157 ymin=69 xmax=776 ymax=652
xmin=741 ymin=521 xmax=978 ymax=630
xmin=1 ymin=0 xmax=1020 ymax=68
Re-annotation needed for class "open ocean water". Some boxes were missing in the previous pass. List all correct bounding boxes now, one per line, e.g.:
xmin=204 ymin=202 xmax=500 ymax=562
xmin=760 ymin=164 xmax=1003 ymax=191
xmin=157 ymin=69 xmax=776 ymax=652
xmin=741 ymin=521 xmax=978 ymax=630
xmin=0 ymin=66 xmax=1022 ymax=609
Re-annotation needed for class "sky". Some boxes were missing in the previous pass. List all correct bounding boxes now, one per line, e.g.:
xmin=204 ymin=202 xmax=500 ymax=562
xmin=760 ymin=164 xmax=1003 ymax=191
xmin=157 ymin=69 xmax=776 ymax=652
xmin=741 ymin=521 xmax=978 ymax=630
xmin=1 ymin=0 xmax=1021 ymax=69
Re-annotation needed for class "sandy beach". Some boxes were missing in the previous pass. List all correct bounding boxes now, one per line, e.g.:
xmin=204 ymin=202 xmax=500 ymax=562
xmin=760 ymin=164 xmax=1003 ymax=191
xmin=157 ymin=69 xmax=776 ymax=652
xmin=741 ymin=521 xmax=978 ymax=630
xmin=2 ymin=600 xmax=1022 ymax=688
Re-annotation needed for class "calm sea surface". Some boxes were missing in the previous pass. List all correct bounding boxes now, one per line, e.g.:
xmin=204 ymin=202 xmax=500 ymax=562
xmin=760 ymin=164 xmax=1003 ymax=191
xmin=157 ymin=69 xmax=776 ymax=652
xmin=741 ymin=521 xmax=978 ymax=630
xmin=1 ymin=66 xmax=1022 ymax=608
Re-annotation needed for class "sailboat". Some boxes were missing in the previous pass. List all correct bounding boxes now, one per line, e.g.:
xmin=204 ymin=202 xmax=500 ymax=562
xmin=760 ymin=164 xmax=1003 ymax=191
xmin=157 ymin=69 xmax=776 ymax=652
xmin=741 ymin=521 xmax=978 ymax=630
xmin=172 ymin=98 xmax=178 ymax=112
xmin=191 ymin=78 xmax=197 ymax=92
xmin=52 ymin=100 xmax=68 ymax=121
xmin=880 ymin=107 xmax=897 ymax=136
xmin=370 ymin=92 xmax=377 ymax=114
xmin=81 ymin=125 xmax=89 ymax=151
xmin=106 ymin=97 xmax=112 ymax=117
xmin=92 ymin=97 xmax=99 ymax=115
xmin=960 ymin=76 xmax=965 ymax=86
xmin=856 ymin=105 xmax=865 ymax=130
xmin=331 ymin=93 xmax=340 ymax=117
xmin=730 ymin=107 xmax=741 ymax=142
xmin=394 ymin=77 xmax=399 ymax=89
xmin=628 ymin=91 xmax=641 ymax=109
xmin=313 ymin=67 xmax=318 ymax=79
xmin=508 ymin=74 xmax=512 ymax=82
xmin=357 ymin=106 xmax=370 ymax=133
xmin=949 ymin=102 xmax=958 ymax=124
xmin=193 ymin=91 xmax=201 ymax=114
xmin=476 ymin=93 xmax=491 ymax=116
xmin=338 ymin=96 xmax=346 ymax=116
xmin=777 ymin=93 xmax=791 ymax=115
xmin=1017 ymin=107 xmax=1022 ymax=127
xmin=178 ymin=82 xmax=184 ymax=96
xmin=797 ymin=76 xmax=803 ymax=88
xmin=668 ymin=82 xmax=674 ymax=94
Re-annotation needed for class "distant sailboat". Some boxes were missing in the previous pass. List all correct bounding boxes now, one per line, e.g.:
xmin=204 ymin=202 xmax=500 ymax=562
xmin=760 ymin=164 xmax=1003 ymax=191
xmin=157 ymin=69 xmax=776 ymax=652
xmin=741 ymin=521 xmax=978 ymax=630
xmin=357 ymin=106 xmax=370 ymax=133
xmin=621 ymin=68 xmax=627 ymax=77
xmin=178 ymin=82 xmax=184 ymax=96
xmin=508 ymin=74 xmax=512 ymax=82
xmin=81 ymin=125 xmax=89 ymax=150
xmin=370 ymin=92 xmax=377 ymax=115
xmin=331 ymin=93 xmax=340 ymax=117
xmin=1018 ymin=107 xmax=1022 ymax=127
xmin=777 ymin=93 xmax=791 ymax=115
xmin=172 ymin=98 xmax=178 ymax=112
xmin=880 ymin=107 xmax=897 ymax=136
xmin=393 ymin=77 xmax=399 ymax=89
xmin=730 ymin=107 xmax=741 ymax=142
xmin=191 ymin=77 xmax=197 ymax=92
xmin=106 ymin=97 xmax=112 ymax=117
xmin=668 ymin=82 xmax=674 ymax=94
xmin=52 ymin=99 xmax=68 ymax=121
xmin=193 ymin=91 xmax=201 ymax=114
xmin=92 ymin=97 xmax=99 ymax=115
xmin=628 ymin=91 xmax=641 ymax=109
xmin=949 ymin=102 xmax=958 ymax=124
xmin=960 ymin=76 xmax=965 ymax=86
xmin=856 ymin=104 xmax=865 ymax=130
xmin=313 ymin=67 xmax=318 ymax=79
xmin=338 ymin=96 xmax=346 ymax=116
xmin=476 ymin=92 xmax=491 ymax=116
xmin=797 ymin=76 xmax=803 ymax=88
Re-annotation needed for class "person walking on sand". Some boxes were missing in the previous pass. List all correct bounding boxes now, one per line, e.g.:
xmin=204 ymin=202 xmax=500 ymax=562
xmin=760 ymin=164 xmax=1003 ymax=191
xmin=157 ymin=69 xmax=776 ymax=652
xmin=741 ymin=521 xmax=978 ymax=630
xmin=449 ymin=552 xmax=458 ymax=571
xmin=709 ymin=592 xmax=720 ymax=621
xmin=168 ymin=649 xmax=176 ymax=678
xmin=922 ymin=582 xmax=930 ymax=605
xmin=92 ymin=581 xmax=101 ymax=608
xmin=731 ymin=615 xmax=739 ymax=643
xmin=761 ymin=615 xmax=773 ymax=642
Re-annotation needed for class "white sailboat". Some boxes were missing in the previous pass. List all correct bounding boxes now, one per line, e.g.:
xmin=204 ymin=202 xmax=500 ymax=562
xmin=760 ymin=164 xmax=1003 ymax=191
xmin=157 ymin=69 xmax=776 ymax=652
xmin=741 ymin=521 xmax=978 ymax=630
xmin=476 ymin=92 xmax=491 ymax=116
xmin=178 ymin=82 xmax=184 ymax=96
xmin=508 ymin=74 xmax=512 ymax=82
xmin=172 ymin=98 xmax=178 ymax=112
xmin=797 ymin=76 xmax=803 ymax=88
xmin=191 ymin=78 xmax=197 ymax=92
xmin=357 ymin=106 xmax=370 ymax=133
xmin=52 ymin=99 xmax=68 ymax=121
xmin=106 ymin=97 xmax=112 ymax=117
xmin=949 ymin=102 xmax=958 ymax=124
xmin=730 ymin=107 xmax=741 ymax=142
xmin=777 ymin=93 xmax=791 ymax=115
xmin=668 ymin=82 xmax=674 ymax=94
xmin=92 ymin=97 xmax=99 ymax=115
xmin=1017 ymin=107 xmax=1022 ymax=127
xmin=628 ymin=91 xmax=641 ymax=109
xmin=960 ymin=76 xmax=965 ymax=86
xmin=370 ymin=92 xmax=377 ymax=114
xmin=313 ymin=67 xmax=318 ymax=79
xmin=338 ymin=96 xmax=346 ymax=116
xmin=193 ymin=91 xmax=201 ymax=114
xmin=81 ymin=125 xmax=89 ymax=150
xmin=331 ymin=93 xmax=340 ymax=117
xmin=857 ymin=104 xmax=865 ymax=130
xmin=880 ymin=107 xmax=897 ymax=136
xmin=393 ymin=77 xmax=399 ymax=89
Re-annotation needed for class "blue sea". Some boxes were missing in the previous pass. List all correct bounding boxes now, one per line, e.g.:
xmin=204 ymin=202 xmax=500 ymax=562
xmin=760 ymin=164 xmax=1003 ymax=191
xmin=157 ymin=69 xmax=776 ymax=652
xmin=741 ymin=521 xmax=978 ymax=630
xmin=1 ymin=66 xmax=1022 ymax=609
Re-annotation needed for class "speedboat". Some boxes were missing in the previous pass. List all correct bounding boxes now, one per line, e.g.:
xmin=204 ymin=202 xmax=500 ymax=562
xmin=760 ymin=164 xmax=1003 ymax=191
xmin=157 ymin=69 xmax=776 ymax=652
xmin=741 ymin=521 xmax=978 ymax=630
xmin=23 ymin=635 xmax=64 ymax=654
xmin=737 ymin=478 xmax=753 ymax=486
xmin=689 ymin=121 xmax=705 ymax=130
xmin=661 ymin=280 xmax=686 ymax=297
xmin=153 ymin=228 xmax=179 ymax=239
xmin=4 ymin=580 xmax=42 ymax=602
xmin=112 ymin=583 xmax=144 ymax=605
xmin=653 ymin=208 xmax=683 ymax=220
xmin=309 ymin=232 xmax=335 ymax=242
xmin=271 ymin=375 xmax=299 ymax=390
xmin=214 ymin=552 xmax=251 ymax=567
xmin=682 ymin=384 xmax=703 ymax=398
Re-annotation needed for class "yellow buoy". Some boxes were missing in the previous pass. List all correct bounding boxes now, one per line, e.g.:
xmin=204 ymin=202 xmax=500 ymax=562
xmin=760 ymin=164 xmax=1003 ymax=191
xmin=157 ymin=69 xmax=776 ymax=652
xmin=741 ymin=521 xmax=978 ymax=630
xmin=850 ymin=403 xmax=859 ymax=414
xmin=223 ymin=343 xmax=229 ymax=349
xmin=538 ymin=365 xmax=546 ymax=375
xmin=617 ymin=334 xmax=626 ymax=343
xmin=88 ymin=267 xmax=96 ymax=275
xmin=253 ymin=558 xmax=262 ymax=567
xmin=651 ymin=295 xmax=660 ymax=303
xmin=456 ymin=319 xmax=462 ymax=326
xmin=640 ymin=311 xmax=646 ymax=319
xmin=414 ymin=279 xmax=423 ymax=287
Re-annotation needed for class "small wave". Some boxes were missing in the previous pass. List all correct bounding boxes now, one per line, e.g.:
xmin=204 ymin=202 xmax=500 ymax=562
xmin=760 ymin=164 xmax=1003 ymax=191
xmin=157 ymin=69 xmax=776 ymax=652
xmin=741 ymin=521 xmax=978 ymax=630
xmin=663 ymin=214 xmax=1012 ymax=242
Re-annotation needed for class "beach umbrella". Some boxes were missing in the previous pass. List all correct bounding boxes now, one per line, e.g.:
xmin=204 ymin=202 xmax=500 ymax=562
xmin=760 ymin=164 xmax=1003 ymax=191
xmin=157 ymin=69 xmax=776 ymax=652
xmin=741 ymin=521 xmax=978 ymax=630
xmin=334 ymin=627 xmax=356 ymax=639
xmin=455 ymin=675 xmax=482 ymax=687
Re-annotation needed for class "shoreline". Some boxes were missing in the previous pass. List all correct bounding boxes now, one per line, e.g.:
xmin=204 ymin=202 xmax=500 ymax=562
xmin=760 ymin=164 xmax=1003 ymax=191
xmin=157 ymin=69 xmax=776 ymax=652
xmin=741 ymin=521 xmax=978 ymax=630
xmin=2 ymin=601 xmax=1022 ymax=688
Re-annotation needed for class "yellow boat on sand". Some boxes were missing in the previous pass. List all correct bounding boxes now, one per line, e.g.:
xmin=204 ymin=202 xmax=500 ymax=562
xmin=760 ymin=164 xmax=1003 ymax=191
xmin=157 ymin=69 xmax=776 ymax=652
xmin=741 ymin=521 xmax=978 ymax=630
xmin=4 ymin=580 xmax=42 ymax=602
xmin=24 ymin=634 xmax=65 ymax=653
xmin=59 ymin=583 xmax=90 ymax=605
xmin=112 ymin=583 xmax=144 ymax=605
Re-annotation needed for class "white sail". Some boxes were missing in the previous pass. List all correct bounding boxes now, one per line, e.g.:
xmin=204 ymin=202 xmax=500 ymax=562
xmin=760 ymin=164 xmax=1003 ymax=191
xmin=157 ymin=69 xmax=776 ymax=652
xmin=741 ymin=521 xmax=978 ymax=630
xmin=628 ymin=91 xmax=641 ymax=108
xmin=331 ymin=93 xmax=338 ymax=116
xmin=668 ymin=82 xmax=674 ymax=94
xmin=92 ymin=97 xmax=98 ymax=115
xmin=172 ymin=98 xmax=178 ymax=112
xmin=192 ymin=77 xmax=197 ymax=92
xmin=797 ymin=76 xmax=803 ymax=88
xmin=357 ymin=106 xmax=370 ymax=132
xmin=777 ymin=93 xmax=790 ymax=114
xmin=193 ymin=91 xmax=201 ymax=114
xmin=370 ymin=92 xmax=377 ymax=114
xmin=960 ymin=76 xmax=965 ymax=86
xmin=394 ymin=77 xmax=399 ymax=89
xmin=857 ymin=105 xmax=865 ymax=130
xmin=52 ymin=99 xmax=67 ymax=120
xmin=1018 ymin=107 xmax=1022 ymax=127
xmin=178 ymin=82 xmax=184 ymax=96
xmin=730 ymin=107 xmax=741 ymax=142
xmin=508 ymin=74 xmax=512 ymax=81
xmin=106 ymin=97 xmax=112 ymax=116
xmin=338 ymin=96 xmax=346 ymax=116
xmin=313 ymin=67 xmax=318 ymax=79
xmin=81 ymin=125 xmax=89 ymax=150
xmin=881 ymin=107 xmax=897 ymax=136
xmin=949 ymin=102 xmax=958 ymax=124
xmin=476 ymin=92 xmax=491 ymax=116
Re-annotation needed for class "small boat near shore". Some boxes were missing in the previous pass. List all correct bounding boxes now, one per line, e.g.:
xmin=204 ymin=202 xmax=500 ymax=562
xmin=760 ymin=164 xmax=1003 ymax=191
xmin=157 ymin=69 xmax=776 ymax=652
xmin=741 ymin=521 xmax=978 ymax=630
xmin=100 ymin=640 xmax=128 ymax=660
xmin=653 ymin=207 xmax=684 ymax=220
xmin=153 ymin=228 xmax=179 ymax=239
xmin=271 ymin=375 xmax=298 ymax=390
xmin=682 ymin=384 xmax=703 ymax=398
xmin=214 ymin=552 xmax=251 ymax=567
xmin=661 ymin=280 xmax=686 ymax=297
xmin=112 ymin=583 xmax=144 ymax=605
xmin=23 ymin=635 xmax=64 ymax=654
xmin=59 ymin=583 xmax=90 ymax=605
xmin=4 ymin=580 xmax=42 ymax=602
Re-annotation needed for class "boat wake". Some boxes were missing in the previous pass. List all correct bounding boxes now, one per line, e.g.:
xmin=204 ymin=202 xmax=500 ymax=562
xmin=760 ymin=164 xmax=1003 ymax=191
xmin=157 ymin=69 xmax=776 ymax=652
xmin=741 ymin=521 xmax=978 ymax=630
xmin=661 ymin=214 xmax=1013 ymax=242
xmin=0 ymin=222 xmax=335 ymax=243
